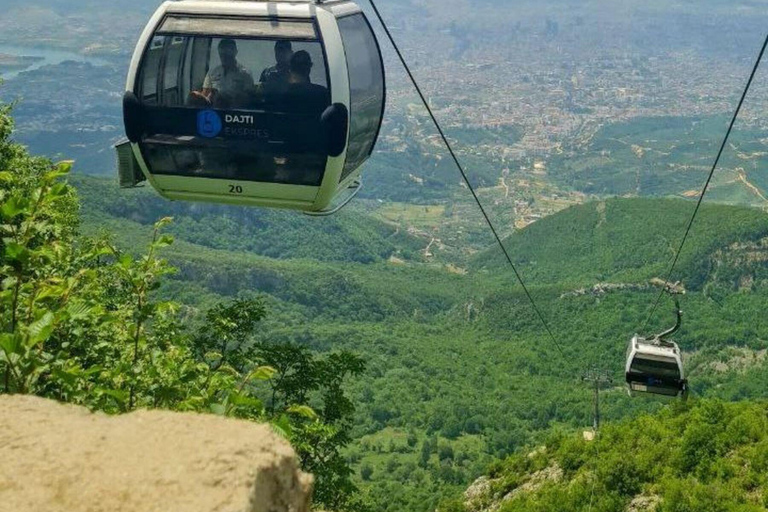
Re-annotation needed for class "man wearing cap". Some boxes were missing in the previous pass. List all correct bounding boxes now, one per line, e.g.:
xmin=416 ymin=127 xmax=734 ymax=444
xmin=192 ymin=38 xmax=254 ymax=108
xmin=260 ymin=40 xmax=293 ymax=91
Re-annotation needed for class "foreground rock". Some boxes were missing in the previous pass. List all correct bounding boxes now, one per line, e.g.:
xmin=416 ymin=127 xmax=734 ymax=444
xmin=0 ymin=395 xmax=313 ymax=512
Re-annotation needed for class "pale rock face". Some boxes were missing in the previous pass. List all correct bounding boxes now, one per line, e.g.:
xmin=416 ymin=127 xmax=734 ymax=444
xmin=626 ymin=494 xmax=661 ymax=512
xmin=0 ymin=395 xmax=313 ymax=512
xmin=464 ymin=475 xmax=494 ymax=511
xmin=503 ymin=463 xmax=563 ymax=501
xmin=461 ymin=462 xmax=564 ymax=512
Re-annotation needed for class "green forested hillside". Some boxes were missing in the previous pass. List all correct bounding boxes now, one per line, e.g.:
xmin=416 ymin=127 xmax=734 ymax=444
xmin=4 ymin=78 xmax=768 ymax=510
xmin=73 ymin=176 xmax=426 ymax=264
xmin=460 ymin=400 xmax=768 ymax=512
xmin=3 ymin=0 xmax=768 ymax=509
xmin=473 ymin=198 xmax=768 ymax=289
xmin=70 ymin=171 xmax=768 ymax=511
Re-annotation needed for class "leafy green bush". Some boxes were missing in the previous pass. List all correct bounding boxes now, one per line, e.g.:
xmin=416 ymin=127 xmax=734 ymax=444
xmin=0 ymin=104 xmax=367 ymax=511
xmin=492 ymin=400 xmax=768 ymax=512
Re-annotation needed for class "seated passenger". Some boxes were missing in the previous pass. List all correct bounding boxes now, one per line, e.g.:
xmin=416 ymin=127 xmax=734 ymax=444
xmin=260 ymin=40 xmax=293 ymax=94
xmin=270 ymin=52 xmax=330 ymax=185
xmin=283 ymin=50 xmax=329 ymax=116
xmin=191 ymin=39 xmax=254 ymax=108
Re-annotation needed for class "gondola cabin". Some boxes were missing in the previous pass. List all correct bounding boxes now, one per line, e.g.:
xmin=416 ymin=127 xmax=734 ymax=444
xmin=625 ymin=335 xmax=687 ymax=398
xmin=116 ymin=0 xmax=385 ymax=214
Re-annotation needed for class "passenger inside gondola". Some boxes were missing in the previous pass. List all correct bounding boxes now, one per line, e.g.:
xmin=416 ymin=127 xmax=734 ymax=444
xmin=283 ymin=50 xmax=330 ymax=115
xmin=264 ymin=50 xmax=330 ymax=185
xmin=142 ymin=32 xmax=332 ymax=185
xmin=260 ymin=40 xmax=293 ymax=94
xmin=191 ymin=39 xmax=255 ymax=108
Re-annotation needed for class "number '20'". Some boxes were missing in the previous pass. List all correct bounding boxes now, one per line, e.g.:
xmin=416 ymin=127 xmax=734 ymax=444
xmin=229 ymin=185 xmax=243 ymax=194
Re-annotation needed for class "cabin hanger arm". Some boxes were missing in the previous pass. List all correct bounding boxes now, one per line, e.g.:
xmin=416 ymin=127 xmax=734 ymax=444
xmin=654 ymin=297 xmax=682 ymax=346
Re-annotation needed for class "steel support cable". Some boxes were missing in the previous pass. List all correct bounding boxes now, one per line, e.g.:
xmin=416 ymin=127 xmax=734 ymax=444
xmin=363 ymin=7 xmax=602 ymax=483
xmin=365 ymin=0 xmax=566 ymax=359
xmin=642 ymin=32 xmax=768 ymax=333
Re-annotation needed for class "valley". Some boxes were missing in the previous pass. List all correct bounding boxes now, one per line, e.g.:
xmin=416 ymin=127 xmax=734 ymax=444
xmin=72 ymin=175 xmax=768 ymax=511
xmin=2 ymin=1 xmax=768 ymax=511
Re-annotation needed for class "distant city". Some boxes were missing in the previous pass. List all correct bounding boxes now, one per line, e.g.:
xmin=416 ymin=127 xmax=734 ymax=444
xmin=2 ymin=0 xmax=768 ymax=247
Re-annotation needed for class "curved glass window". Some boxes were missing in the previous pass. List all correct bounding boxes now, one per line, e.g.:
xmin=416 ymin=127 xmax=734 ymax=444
xmin=338 ymin=14 xmax=385 ymax=181
xmin=630 ymin=357 xmax=680 ymax=379
xmin=136 ymin=17 xmax=331 ymax=186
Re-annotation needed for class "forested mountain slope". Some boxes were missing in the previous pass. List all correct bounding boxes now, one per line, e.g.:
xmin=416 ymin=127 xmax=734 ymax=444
xmin=459 ymin=400 xmax=768 ymax=512
xmin=472 ymin=198 xmax=768 ymax=289
xmin=74 ymin=176 xmax=426 ymax=264
xmin=73 ymin=173 xmax=768 ymax=512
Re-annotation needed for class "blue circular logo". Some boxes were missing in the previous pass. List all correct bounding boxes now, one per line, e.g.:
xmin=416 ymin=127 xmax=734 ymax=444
xmin=197 ymin=110 xmax=222 ymax=138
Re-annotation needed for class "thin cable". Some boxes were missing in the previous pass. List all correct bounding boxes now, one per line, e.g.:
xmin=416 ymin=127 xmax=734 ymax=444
xmin=366 ymin=0 xmax=566 ymax=359
xmin=642 ymin=32 xmax=768 ymax=333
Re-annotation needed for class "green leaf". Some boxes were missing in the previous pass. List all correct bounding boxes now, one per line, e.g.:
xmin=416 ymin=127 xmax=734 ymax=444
xmin=97 ymin=388 xmax=129 ymax=406
xmin=154 ymin=217 xmax=174 ymax=230
xmin=210 ymin=403 xmax=227 ymax=416
xmin=229 ymin=392 xmax=264 ymax=410
xmin=286 ymin=404 xmax=318 ymax=420
xmin=154 ymin=234 xmax=174 ymax=248
xmin=35 ymin=285 xmax=65 ymax=302
xmin=82 ymin=366 xmax=103 ymax=377
xmin=4 ymin=242 xmax=29 ymax=264
xmin=271 ymin=415 xmax=293 ymax=439
xmin=48 ymin=183 xmax=69 ymax=198
xmin=118 ymin=253 xmax=133 ymax=267
xmin=1 ymin=196 xmax=27 ymax=219
xmin=65 ymin=301 xmax=93 ymax=320
xmin=52 ymin=368 xmax=79 ymax=386
xmin=0 ymin=333 xmax=22 ymax=356
xmin=27 ymin=312 xmax=55 ymax=345
xmin=216 ymin=365 xmax=240 ymax=377
xmin=247 ymin=366 xmax=277 ymax=382
xmin=52 ymin=160 xmax=74 ymax=176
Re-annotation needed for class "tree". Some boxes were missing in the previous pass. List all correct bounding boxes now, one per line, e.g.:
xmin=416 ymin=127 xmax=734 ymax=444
xmin=0 ymin=102 xmax=369 ymax=511
xmin=259 ymin=345 xmax=366 ymax=511
xmin=419 ymin=440 xmax=432 ymax=468
xmin=360 ymin=463 xmax=374 ymax=481
xmin=438 ymin=443 xmax=454 ymax=462
xmin=192 ymin=297 xmax=266 ymax=371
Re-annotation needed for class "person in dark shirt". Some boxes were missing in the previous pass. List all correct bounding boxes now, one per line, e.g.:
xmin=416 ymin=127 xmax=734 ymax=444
xmin=260 ymin=40 xmax=293 ymax=92
xmin=284 ymin=50 xmax=329 ymax=115
xmin=277 ymin=51 xmax=331 ymax=185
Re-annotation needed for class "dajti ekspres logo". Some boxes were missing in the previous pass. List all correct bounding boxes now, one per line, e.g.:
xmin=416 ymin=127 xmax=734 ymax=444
xmin=197 ymin=110 xmax=222 ymax=138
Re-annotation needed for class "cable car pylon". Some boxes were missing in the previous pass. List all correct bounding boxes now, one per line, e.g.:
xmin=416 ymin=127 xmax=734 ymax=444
xmin=582 ymin=367 xmax=612 ymax=432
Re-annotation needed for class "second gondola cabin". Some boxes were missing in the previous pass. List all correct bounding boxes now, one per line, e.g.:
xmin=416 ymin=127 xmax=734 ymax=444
xmin=117 ymin=0 xmax=385 ymax=213
xmin=625 ymin=335 xmax=687 ymax=398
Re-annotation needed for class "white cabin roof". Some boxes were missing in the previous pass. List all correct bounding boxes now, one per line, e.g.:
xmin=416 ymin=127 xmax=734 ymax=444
xmin=165 ymin=0 xmax=360 ymax=18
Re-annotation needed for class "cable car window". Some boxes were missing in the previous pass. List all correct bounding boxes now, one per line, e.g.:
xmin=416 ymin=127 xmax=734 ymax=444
xmin=135 ymin=29 xmax=331 ymax=186
xmin=140 ymin=36 xmax=166 ymax=104
xmin=162 ymin=37 xmax=187 ymax=106
xmin=630 ymin=358 xmax=680 ymax=378
xmin=138 ymin=34 xmax=329 ymax=109
xmin=158 ymin=16 xmax=318 ymax=40
xmin=338 ymin=14 xmax=384 ymax=181
xmin=188 ymin=38 xmax=211 ymax=96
